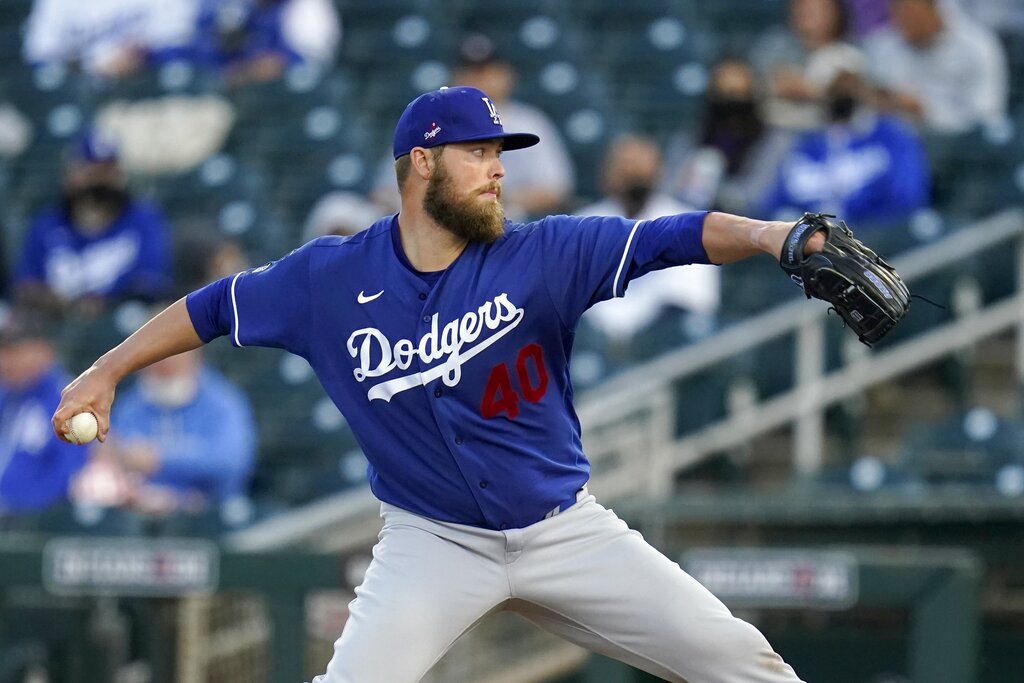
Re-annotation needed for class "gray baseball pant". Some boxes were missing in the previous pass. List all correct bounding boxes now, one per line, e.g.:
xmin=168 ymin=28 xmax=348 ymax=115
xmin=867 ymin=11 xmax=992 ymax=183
xmin=312 ymin=493 xmax=804 ymax=683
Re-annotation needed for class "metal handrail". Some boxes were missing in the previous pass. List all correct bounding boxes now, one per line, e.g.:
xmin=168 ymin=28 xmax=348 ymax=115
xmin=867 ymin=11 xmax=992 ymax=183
xmin=581 ymin=206 xmax=1024 ymax=494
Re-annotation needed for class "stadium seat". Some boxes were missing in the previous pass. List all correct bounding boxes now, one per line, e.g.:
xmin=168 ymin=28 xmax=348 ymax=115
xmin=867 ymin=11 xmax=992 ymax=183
xmin=568 ymin=0 xmax=694 ymax=32
xmin=34 ymin=504 xmax=147 ymax=536
xmin=720 ymin=252 xmax=801 ymax=320
xmin=203 ymin=342 xmax=360 ymax=504
xmin=899 ymin=407 xmax=1024 ymax=489
xmin=342 ymin=4 xmax=450 ymax=73
xmin=673 ymin=365 xmax=733 ymax=436
xmin=455 ymin=9 xmax=581 ymax=70
xmin=697 ymin=0 xmax=788 ymax=34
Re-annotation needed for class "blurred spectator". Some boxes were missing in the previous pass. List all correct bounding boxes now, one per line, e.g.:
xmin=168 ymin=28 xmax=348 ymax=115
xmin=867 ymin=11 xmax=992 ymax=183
xmin=0 ymin=311 xmax=85 ymax=514
xmin=175 ymin=232 xmax=249 ymax=296
xmin=373 ymin=33 xmax=575 ymax=220
xmin=864 ymin=0 xmax=1009 ymax=133
xmin=23 ymin=0 xmax=197 ymax=78
xmin=963 ymin=0 xmax=1024 ymax=35
xmin=578 ymin=135 xmax=720 ymax=346
xmin=79 ymin=347 xmax=255 ymax=516
xmin=95 ymin=95 xmax=236 ymax=175
xmin=759 ymin=64 xmax=930 ymax=226
xmin=190 ymin=0 xmax=341 ymax=86
xmin=0 ymin=104 xmax=33 ymax=159
xmin=843 ymin=0 xmax=891 ymax=39
xmin=302 ymin=191 xmax=384 ymax=242
xmin=750 ymin=0 xmax=861 ymax=128
xmin=668 ymin=58 xmax=792 ymax=214
xmin=13 ymin=131 xmax=172 ymax=318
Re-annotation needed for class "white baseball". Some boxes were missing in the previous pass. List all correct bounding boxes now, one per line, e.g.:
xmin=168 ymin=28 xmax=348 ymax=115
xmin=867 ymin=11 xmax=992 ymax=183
xmin=65 ymin=412 xmax=99 ymax=445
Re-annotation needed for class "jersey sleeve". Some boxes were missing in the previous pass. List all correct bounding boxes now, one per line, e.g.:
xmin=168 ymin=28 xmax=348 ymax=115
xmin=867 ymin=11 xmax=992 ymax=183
xmin=629 ymin=211 xmax=713 ymax=277
xmin=185 ymin=242 xmax=314 ymax=356
xmin=535 ymin=211 xmax=709 ymax=324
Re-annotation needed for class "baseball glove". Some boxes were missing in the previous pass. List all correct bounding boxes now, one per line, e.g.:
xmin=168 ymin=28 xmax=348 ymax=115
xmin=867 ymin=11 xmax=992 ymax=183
xmin=780 ymin=213 xmax=910 ymax=346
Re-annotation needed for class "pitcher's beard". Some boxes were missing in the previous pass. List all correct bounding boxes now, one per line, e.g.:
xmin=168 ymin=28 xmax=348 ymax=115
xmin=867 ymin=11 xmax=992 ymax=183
xmin=423 ymin=161 xmax=505 ymax=243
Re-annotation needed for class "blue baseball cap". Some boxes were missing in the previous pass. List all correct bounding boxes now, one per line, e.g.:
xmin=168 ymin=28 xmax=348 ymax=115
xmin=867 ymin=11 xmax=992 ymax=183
xmin=392 ymin=86 xmax=540 ymax=159
xmin=75 ymin=129 xmax=119 ymax=164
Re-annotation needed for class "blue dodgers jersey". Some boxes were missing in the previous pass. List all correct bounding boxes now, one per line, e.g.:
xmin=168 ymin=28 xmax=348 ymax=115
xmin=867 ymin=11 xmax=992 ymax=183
xmin=0 ymin=367 xmax=86 ymax=512
xmin=15 ymin=199 xmax=171 ymax=300
xmin=187 ymin=211 xmax=709 ymax=529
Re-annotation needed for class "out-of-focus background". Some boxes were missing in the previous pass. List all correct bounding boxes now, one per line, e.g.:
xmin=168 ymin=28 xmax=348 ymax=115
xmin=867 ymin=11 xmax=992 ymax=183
xmin=0 ymin=0 xmax=1022 ymax=681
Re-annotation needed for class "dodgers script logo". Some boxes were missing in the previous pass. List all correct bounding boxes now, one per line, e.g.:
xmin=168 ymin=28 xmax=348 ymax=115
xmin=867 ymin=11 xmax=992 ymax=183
xmin=347 ymin=293 xmax=525 ymax=402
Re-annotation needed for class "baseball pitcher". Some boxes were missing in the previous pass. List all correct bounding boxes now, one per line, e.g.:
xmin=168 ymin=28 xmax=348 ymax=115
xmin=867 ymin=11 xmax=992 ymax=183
xmin=53 ymin=86 xmax=907 ymax=682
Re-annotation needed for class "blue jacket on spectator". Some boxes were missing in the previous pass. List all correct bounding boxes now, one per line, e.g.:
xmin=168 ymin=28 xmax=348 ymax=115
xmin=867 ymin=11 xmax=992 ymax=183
xmin=0 ymin=367 xmax=85 ymax=513
xmin=760 ymin=112 xmax=929 ymax=225
xmin=190 ymin=0 xmax=303 ymax=69
xmin=15 ymin=199 xmax=171 ymax=302
xmin=112 ymin=366 xmax=256 ymax=503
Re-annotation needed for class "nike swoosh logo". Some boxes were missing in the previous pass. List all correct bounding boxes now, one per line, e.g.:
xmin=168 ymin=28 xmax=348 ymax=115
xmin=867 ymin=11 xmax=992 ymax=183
xmin=357 ymin=290 xmax=384 ymax=304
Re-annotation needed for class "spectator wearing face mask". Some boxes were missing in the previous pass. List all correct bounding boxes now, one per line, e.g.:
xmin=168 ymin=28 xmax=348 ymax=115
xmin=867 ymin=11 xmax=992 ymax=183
xmin=83 ymin=346 xmax=256 ymax=516
xmin=667 ymin=58 xmax=793 ymax=215
xmin=759 ymin=54 xmax=930 ymax=232
xmin=750 ymin=0 xmax=861 ymax=128
xmin=13 ymin=131 xmax=172 ymax=318
xmin=577 ymin=134 xmax=720 ymax=347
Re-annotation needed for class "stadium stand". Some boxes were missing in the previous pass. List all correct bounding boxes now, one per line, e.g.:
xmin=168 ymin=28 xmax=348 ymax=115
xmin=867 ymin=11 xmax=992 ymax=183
xmin=0 ymin=0 xmax=1019 ymax=524
xmin=0 ymin=2 xmax=1023 ymax=677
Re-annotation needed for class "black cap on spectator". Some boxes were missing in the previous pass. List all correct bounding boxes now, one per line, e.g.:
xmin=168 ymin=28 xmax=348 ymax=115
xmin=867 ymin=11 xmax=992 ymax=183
xmin=74 ymin=128 xmax=119 ymax=164
xmin=0 ymin=309 xmax=58 ymax=346
xmin=457 ymin=33 xmax=505 ymax=67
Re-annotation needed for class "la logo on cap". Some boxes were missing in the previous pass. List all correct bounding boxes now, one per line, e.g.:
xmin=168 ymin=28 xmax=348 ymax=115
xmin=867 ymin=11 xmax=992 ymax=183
xmin=482 ymin=97 xmax=501 ymax=125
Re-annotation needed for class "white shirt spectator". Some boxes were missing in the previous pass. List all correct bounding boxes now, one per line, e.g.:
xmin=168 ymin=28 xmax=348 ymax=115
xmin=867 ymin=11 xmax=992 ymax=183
xmin=281 ymin=0 xmax=341 ymax=68
xmin=865 ymin=8 xmax=1009 ymax=133
xmin=0 ymin=105 xmax=32 ymax=158
xmin=577 ymin=195 xmax=720 ymax=342
xmin=24 ymin=0 xmax=198 ymax=76
xmin=374 ymin=99 xmax=575 ymax=221
xmin=961 ymin=0 xmax=1024 ymax=35
xmin=494 ymin=100 xmax=575 ymax=216
xmin=302 ymin=192 xmax=383 ymax=242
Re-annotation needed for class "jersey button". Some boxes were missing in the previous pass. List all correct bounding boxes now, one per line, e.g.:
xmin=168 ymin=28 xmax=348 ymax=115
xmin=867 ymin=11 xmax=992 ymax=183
xmin=434 ymin=388 xmax=442 ymax=398
xmin=499 ymin=524 xmax=508 ymax=530
xmin=478 ymin=480 xmax=488 ymax=489
xmin=422 ymin=315 xmax=430 ymax=322
xmin=419 ymin=293 xmax=427 ymax=300
xmin=454 ymin=436 xmax=464 ymax=445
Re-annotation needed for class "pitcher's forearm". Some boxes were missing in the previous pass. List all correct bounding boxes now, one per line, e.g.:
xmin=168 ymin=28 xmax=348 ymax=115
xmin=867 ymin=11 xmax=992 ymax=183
xmin=702 ymin=212 xmax=795 ymax=264
xmin=94 ymin=298 xmax=204 ymax=382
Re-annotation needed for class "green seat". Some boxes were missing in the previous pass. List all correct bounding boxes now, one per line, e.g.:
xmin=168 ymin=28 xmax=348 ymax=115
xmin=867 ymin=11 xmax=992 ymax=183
xmin=900 ymin=408 xmax=1024 ymax=486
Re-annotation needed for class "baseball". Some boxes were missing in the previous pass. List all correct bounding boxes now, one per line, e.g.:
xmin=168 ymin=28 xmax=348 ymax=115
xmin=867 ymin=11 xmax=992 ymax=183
xmin=65 ymin=412 xmax=99 ymax=445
